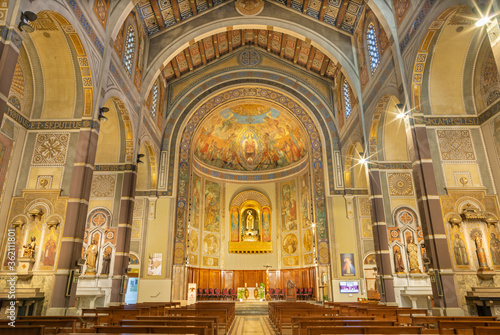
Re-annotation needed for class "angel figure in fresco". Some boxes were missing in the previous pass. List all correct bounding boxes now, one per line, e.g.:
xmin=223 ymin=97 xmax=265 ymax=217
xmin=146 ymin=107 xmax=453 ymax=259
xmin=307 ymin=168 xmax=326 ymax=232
xmin=454 ymin=234 xmax=469 ymax=266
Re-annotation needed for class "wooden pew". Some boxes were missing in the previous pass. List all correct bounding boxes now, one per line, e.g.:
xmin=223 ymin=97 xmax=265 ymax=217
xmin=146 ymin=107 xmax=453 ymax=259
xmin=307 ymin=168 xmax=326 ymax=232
xmin=119 ymin=319 xmax=216 ymax=335
xmin=296 ymin=320 xmax=395 ymax=335
xmin=438 ymin=320 xmax=500 ymax=335
xmin=18 ymin=315 xmax=98 ymax=328
xmin=306 ymin=325 xmax=423 ymax=334
xmin=93 ymin=325 xmax=207 ymax=334
xmin=135 ymin=316 xmax=219 ymax=335
xmin=0 ymin=319 xmax=76 ymax=333
xmin=291 ymin=316 xmax=376 ymax=335
xmin=474 ymin=327 xmax=500 ymax=335
xmin=413 ymin=315 xmax=498 ymax=328
xmin=166 ymin=308 xmax=230 ymax=329
xmin=0 ymin=325 xmax=44 ymax=335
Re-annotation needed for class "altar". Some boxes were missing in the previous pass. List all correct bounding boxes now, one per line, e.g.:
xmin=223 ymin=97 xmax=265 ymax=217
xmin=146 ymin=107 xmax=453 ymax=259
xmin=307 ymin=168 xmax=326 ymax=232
xmin=237 ymin=287 xmax=265 ymax=301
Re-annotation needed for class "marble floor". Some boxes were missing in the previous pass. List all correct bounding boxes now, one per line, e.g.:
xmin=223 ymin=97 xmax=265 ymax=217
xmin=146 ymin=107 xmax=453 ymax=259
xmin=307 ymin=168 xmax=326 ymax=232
xmin=228 ymin=316 xmax=278 ymax=335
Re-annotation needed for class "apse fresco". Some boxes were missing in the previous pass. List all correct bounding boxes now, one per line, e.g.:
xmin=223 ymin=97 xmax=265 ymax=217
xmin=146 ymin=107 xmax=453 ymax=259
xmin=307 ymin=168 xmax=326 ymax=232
xmin=193 ymin=104 xmax=307 ymax=171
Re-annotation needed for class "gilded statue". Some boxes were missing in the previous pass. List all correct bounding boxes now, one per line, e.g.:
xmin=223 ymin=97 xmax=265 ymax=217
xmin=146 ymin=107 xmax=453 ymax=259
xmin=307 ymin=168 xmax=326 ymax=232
xmin=406 ymin=236 xmax=420 ymax=273
xmin=474 ymin=235 xmax=489 ymax=269
xmin=246 ymin=210 xmax=255 ymax=231
xmin=85 ymin=239 xmax=99 ymax=274
xmin=22 ymin=237 xmax=36 ymax=258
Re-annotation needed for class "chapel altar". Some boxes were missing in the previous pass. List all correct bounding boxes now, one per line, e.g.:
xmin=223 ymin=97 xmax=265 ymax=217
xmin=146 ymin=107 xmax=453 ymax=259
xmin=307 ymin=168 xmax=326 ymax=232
xmin=237 ymin=287 xmax=265 ymax=301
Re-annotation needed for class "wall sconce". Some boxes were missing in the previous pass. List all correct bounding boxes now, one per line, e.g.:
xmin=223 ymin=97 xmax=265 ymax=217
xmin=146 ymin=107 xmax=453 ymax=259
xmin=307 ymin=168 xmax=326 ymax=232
xmin=98 ymin=107 xmax=109 ymax=121
xmin=18 ymin=11 xmax=37 ymax=33
xmin=29 ymin=208 xmax=44 ymax=222
xmin=137 ymin=153 xmax=145 ymax=164
xmin=46 ymin=216 xmax=60 ymax=230
xmin=396 ymin=103 xmax=408 ymax=119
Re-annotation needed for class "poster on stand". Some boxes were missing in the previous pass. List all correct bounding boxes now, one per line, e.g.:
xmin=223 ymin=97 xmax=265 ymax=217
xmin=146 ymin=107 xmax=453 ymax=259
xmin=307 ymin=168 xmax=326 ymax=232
xmin=187 ymin=283 xmax=197 ymax=305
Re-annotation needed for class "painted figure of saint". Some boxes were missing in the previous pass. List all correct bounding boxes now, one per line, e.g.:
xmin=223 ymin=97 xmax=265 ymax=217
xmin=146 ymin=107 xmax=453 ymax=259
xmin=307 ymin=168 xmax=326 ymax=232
xmin=453 ymin=234 xmax=469 ymax=266
xmin=490 ymin=233 xmax=500 ymax=266
xmin=42 ymin=237 xmax=56 ymax=266
xmin=406 ymin=236 xmax=420 ymax=273
xmin=85 ymin=239 xmax=99 ymax=274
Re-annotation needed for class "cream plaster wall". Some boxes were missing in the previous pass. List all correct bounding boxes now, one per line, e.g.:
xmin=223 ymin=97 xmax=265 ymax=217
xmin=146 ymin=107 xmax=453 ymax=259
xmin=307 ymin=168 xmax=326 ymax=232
xmin=95 ymin=100 xmax=121 ymax=164
xmin=223 ymin=182 xmax=279 ymax=270
xmin=331 ymin=196 xmax=359 ymax=279
xmin=429 ymin=24 xmax=476 ymax=115
xmin=383 ymin=99 xmax=409 ymax=161
xmin=142 ymin=197 xmax=171 ymax=278
xmin=30 ymin=30 xmax=76 ymax=120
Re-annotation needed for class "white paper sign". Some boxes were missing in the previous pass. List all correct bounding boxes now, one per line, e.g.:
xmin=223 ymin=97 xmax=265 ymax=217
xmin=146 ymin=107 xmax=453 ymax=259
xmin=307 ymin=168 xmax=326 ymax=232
xmin=187 ymin=283 xmax=197 ymax=305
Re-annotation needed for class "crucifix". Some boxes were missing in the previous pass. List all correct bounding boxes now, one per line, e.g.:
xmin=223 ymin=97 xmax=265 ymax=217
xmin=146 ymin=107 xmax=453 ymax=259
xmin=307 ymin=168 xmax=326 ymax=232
xmin=263 ymin=264 xmax=272 ymax=301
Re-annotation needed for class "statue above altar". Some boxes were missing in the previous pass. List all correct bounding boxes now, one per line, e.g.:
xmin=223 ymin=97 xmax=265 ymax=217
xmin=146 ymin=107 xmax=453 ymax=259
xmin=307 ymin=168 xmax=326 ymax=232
xmin=242 ymin=209 xmax=260 ymax=242
xmin=229 ymin=190 xmax=272 ymax=253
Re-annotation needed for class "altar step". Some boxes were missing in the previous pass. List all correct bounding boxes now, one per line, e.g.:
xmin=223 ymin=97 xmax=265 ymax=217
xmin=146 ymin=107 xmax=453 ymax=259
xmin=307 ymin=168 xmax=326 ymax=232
xmin=235 ymin=302 xmax=269 ymax=316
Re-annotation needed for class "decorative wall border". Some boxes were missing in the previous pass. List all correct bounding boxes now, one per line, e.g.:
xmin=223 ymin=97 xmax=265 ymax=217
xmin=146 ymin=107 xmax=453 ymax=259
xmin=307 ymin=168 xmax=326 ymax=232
xmin=5 ymin=106 xmax=99 ymax=130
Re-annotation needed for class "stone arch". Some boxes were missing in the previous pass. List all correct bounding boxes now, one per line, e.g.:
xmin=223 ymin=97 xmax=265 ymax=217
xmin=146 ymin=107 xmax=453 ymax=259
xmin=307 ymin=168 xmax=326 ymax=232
xmin=410 ymin=5 xmax=472 ymax=116
xmin=162 ymin=73 xmax=340 ymax=196
xmin=136 ymin=141 xmax=158 ymax=190
xmin=170 ymin=84 xmax=332 ymax=266
xmin=24 ymin=10 xmax=94 ymax=120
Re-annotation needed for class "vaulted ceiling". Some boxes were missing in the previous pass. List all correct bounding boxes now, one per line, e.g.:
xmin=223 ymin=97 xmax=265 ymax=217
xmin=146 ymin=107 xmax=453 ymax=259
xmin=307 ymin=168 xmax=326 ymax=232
xmin=136 ymin=0 xmax=365 ymax=36
xmin=161 ymin=28 xmax=340 ymax=82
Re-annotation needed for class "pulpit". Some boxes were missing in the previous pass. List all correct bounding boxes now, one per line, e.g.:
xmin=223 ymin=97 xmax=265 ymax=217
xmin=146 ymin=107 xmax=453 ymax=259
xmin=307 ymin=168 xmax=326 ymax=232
xmin=286 ymin=280 xmax=296 ymax=302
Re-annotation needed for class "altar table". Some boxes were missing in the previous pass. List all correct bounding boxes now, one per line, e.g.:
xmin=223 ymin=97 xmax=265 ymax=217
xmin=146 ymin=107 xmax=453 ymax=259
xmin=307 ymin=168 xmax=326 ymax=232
xmin=237 ymin=287 xmax=265 ymax=301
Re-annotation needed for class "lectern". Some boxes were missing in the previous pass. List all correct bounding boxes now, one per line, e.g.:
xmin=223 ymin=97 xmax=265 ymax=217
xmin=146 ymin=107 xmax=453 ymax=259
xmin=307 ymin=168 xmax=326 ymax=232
xmin=286 ymin=280 xmax=296 ymax=302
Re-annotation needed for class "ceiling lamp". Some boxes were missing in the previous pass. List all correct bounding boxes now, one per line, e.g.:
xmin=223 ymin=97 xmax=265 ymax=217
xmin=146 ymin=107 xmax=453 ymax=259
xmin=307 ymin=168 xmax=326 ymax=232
xmin=18 ymin=11 xmax=37 ymax=33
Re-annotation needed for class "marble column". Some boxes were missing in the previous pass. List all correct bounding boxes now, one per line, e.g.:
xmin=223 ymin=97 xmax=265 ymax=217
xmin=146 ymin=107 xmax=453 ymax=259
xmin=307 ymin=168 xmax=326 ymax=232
xmin=407 ymin=114 xmax=461 ymax=314
xmin=368 ymin=167 xmax=396 ymax=304
xmin=49 ymin=121 xmax=99 ymax=314
xmin=110 ymin=168 xmax=137 ymax=304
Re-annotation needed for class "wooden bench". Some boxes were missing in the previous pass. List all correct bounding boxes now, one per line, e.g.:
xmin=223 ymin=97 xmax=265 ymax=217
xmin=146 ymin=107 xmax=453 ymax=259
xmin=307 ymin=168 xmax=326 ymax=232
xmin=0 ymin=325 xmax=44 ymax=335
xmin=135 ymin=316 xmax=219 ymax=335
xmin=438 ymin=320 xmax=500 ymax=335
xmin=166 ymin=308 xmax=230 ymax=329
xmin=474 ymin=327 xmax=500 ymax=335
xmin=93 ymin=325 xmax=207 ymax=334
xmin=0 ymin=319 xmax=76 ymax=333
xmin=18 ymin=315 xmax=98 ymax=328
xmin=120 ymin=319 xmax=216 ymax=335
xmin=412 ymin=316 xmax=498 ymax=328
xmin=291 ymin=316 xmax=376 ymax=335
xmin=296 ymin=320 xmax=395 ymax=335
xmin=305 ymin=325 xmax=423 ymax=334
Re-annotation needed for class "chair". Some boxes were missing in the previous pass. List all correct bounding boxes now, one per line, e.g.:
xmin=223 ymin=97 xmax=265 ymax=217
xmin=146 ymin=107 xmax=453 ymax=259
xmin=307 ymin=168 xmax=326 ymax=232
xmin=268 ymin=288 xmax=274 ymax=300
xmin=197 ymin=288 xmax=203 ymax=301
xmin=214 ymin=288 xmax=221 ymax=300
xmin=201 ymin=288 xmax=208 ymax=300
xmin=300 ymin=287 xmax=307 ymax=300
xmin=222 ymin=288 xmax=229 ymax=300
xmin=229 ymin=288 xmax=236 ymax=300
xmin=296 ymin=287 xmax=301 ymax=300
xmin=207 ymin=288 xmax=214 ymax=300
xmin=307 ymin=287 xmax=313 ymax=300
xmin=278 ymin=288 xmax=285 ymax=300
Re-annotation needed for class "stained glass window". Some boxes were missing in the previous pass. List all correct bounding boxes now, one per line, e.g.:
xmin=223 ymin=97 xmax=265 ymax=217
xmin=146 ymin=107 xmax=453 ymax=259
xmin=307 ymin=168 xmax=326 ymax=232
xmin=151 ymin=82 xmax=158 ymax=118
xmin=123 ymin=25 xmax=136 ymax=76
xmin=343 ymin=80 xmax=352 ymax=119
xmin=367 ymin=22 xmax=380 ymax=73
